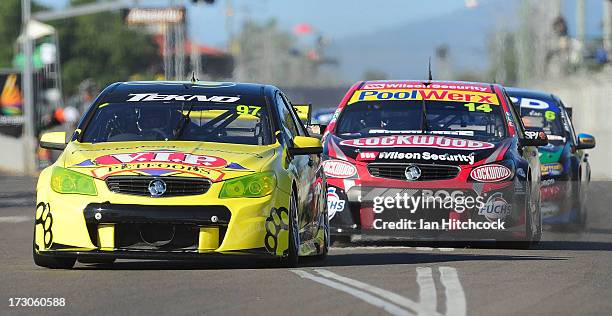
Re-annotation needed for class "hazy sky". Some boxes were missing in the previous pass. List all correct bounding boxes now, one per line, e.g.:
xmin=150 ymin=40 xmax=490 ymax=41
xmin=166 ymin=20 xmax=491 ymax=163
xmin=37 ymin=0 xmax=468 ymax=47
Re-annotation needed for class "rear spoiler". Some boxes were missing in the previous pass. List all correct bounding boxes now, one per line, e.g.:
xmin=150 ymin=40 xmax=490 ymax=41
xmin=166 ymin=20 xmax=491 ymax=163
xmin=566 ymin=107 xmax=573 ymax=120
xmin=292 ymin=103 xmax=312 ymax=125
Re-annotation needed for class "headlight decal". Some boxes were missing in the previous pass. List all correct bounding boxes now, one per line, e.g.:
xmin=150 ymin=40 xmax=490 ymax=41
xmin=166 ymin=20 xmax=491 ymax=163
xmin=219 ymin=171 xmax=276 ymax=198
xmin=50 ymin=167 xmax=98 ymax=195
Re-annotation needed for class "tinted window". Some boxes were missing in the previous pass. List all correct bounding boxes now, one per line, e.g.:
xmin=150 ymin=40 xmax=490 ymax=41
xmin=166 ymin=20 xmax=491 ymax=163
xmin=80 ymin=95 xmax=272 ymax=145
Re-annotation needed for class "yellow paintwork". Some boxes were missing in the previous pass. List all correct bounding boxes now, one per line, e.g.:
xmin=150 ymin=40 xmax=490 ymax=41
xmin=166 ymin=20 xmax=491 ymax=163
xmin=98 ymin=225 xmax=115 ymax=251
xmin=33 ymin=136 xmax=318 ymax=258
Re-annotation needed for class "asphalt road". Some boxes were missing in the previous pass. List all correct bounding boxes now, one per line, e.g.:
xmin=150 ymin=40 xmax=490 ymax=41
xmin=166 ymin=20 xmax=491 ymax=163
xmin=1 ymin=174 xmax=611 ymax=316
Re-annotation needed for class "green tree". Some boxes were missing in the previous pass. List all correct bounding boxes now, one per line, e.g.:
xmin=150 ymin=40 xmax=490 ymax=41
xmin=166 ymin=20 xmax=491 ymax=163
xmin=0 ymin=0 xmax=46 ymax=69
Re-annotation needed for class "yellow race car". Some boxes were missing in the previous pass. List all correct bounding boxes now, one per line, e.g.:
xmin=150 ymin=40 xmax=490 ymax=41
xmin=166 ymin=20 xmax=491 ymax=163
xmin=34 ymin=81 xmax=328 ymax=268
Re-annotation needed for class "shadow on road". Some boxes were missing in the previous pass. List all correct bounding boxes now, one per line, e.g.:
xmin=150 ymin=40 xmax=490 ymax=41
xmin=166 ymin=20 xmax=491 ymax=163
xmin=70 ymin=250 xmax=568 ymax=271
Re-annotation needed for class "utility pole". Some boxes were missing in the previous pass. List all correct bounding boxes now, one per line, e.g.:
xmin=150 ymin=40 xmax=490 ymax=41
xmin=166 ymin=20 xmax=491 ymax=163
xmin=577 ymin=0 xmax=586 ymax=45
xmin=604 ymin=0 xmax=612 ymax=56
xmin=21 ymin=0 xmax=36 ymax=173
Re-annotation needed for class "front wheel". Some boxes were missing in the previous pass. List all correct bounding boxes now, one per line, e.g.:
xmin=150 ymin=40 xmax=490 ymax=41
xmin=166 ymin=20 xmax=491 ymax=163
xmin=280 ymin=192 xmax=300 ymax=267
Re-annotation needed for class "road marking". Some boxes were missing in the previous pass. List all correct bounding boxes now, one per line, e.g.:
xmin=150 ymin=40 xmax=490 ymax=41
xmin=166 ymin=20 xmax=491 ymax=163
xmin=290 ymin=269 xmax=412 ymax=316
xmin=313 ymin=268 xmax=442 ymax=315
xmin=439 ymin=267 xmax=466 ymax=316
xmin=0 ymin=215 xmax=31 ymax=223
xmin=293 ymin=267 xmax=465 ymax=316
xmin=416 ymin=267 xmax=437 ymax=316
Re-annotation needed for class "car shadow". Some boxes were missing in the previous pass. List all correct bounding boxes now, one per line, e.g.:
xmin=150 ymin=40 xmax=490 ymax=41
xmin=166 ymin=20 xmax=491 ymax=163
xmin=73 ymin=250 xmax=567 ymax=271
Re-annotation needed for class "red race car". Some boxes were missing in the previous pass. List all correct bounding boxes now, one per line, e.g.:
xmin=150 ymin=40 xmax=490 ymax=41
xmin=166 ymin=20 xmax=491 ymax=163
xmin=322 ymin=80 xmax=547 ymax=247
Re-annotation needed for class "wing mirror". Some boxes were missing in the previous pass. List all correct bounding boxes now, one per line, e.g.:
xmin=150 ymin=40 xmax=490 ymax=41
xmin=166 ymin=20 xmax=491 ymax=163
xmin=40 ymin=132 xmax=67 ymax=150
xmin=289 ymin=136 xmax=322 ymax=155
xmin=520 ymin=128 xmax=548 ymax=147
xmin=576 ymin=133 xmax=595 ymax=150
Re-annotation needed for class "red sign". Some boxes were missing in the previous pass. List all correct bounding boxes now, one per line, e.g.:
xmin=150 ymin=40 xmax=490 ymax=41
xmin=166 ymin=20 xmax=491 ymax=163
xmin=470 ymin=164 xmax=512 ymax=182
xmin=95 ymin=151 xmax=227 ymax=168
xmin=340 ymin=135 xmax=494 ymax=151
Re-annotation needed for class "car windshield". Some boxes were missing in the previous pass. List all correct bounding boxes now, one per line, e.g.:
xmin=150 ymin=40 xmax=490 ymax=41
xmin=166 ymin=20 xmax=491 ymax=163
xmin=519 ymin=108 xmax=565 ymax=141
xmin=335 ymin=99 xmax=508 ymax=142
xmin=80 ymin=96 xmax=272 ymax=145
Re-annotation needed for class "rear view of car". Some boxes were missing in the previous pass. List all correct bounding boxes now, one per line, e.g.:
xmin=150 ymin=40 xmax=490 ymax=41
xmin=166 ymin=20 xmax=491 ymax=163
xmin=323 ymin=80 xmax=548 ymax=246
xmin=507 ymin=88 xmax=596 ymax=229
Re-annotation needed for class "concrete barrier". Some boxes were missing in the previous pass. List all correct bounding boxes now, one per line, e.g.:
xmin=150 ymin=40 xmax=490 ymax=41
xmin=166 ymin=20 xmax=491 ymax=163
xmin=529 ymin=73 xmax=612 ymax=180
xmin=0 ymin=134 xmax=25 ymax=174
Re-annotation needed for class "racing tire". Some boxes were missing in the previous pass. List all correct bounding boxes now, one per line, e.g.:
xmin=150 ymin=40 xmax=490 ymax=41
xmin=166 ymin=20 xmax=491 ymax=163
xmin=314 ymin=208 xmax=330 ymax=260
xmin=280 ymin=192 xmax=300 ymax=268
xmin=499 ymin=181 xmax=536 ymax=249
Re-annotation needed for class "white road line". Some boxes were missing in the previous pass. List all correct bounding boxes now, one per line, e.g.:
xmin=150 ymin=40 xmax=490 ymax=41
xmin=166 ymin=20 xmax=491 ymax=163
xmin=0 ymin=215 xmax=31 ymax=223
xmin=314 ymin=269 xmax=443 ymax=316
xmin=416 ymin=267 xmax=437 ymax=316
xmin=290 ymin=269 xmax=412 ymax=316
xmin=439 ymin=267 xmax=467 ymax=316
xmin=438 ymin=248 xmax=455 ymax=252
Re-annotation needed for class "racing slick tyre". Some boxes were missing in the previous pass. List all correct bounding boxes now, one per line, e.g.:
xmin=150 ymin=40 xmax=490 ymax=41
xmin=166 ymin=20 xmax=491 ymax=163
xmin=33 ymin=247 xmax=76 ymax=269
xmin=314 ymin=208 xmax=330 ymax=260
xmin=571 ymin=179 xmax=587 ymax=231
xmin=280 ymin=192 xmax=300 ymax=268
xmin=499 ymin=181 xmax=537 ymax=249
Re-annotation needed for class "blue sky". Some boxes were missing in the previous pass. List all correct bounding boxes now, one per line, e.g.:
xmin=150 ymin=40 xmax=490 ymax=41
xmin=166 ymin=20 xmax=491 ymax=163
xmin=37 ymin=0 xmax=468 ymax=47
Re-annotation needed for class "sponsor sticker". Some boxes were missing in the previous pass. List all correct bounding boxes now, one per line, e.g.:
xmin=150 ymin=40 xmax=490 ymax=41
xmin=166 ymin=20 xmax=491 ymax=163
xmin=349 ymin=89 xmax=499 ymax=105
xmin=541 ymin=163 xmax=563 ymax=176
xmin=126 ymin=93 xmax=240 ymax=103
xmin=470 ymin=164 xmax=512 ymax=182
xmin=361 ymin=82 xmax=491 ymax=92
xmin=327 ymin=187 xmax=346 ymax=220
xmin=340 ymin=135 xmax=494 ymax=151
xmin=357 ymin=151 xmax=378 ymax=161
xmin=511 ymin=97 xmax=550 ymax=110
xmin=478 ymin=192 xmax=512 ymax=221
xmin=93 ymin=151 xmax=228 ymax=168
xmin=322 ymin=159 xmax=357 ymax=178
xmin=377 ymin=151 xmax=475 ymax=165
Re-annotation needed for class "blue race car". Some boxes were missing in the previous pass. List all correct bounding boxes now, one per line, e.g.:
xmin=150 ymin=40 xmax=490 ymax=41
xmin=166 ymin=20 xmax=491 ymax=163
xmin=507 ymin=88 xmax=595 ymax=229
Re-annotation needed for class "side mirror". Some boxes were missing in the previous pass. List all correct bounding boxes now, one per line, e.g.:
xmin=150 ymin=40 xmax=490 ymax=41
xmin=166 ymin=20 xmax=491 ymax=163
xmin=306 ymin=124 xmax=327 ymax=139
xmin=292 ymin=103 xmax=312 ymax=125
xmin=40 ymin=132 xmax=67 ymax=150
xmin=520 ymin=128 xmax=548 ymax=147
xmin=576 ymin=133 xmax=595 ymax=150
xmin=289 ymin=136 xmax=322 ymax=156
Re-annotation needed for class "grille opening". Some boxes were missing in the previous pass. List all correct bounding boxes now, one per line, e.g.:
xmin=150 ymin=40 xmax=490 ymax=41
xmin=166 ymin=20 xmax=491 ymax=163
xmin=368 ymin=163 xmax=460 ymax=181
xmin=115 ymin=224 xmax=200 ymax=250
xmin=105 ymin=176 xmax=212 ymax=197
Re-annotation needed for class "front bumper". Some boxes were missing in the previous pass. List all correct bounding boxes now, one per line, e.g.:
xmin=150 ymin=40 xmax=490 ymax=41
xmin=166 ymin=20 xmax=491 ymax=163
xmin=35 ymin=177 xmax=291 ymax=258
xmin=327 ymin=180 xmax=529 ymax=241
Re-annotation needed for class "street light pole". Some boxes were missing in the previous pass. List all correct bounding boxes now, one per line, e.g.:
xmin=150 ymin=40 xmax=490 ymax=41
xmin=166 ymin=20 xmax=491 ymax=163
xmin=21 ymin=0 xmax=36 ymax=173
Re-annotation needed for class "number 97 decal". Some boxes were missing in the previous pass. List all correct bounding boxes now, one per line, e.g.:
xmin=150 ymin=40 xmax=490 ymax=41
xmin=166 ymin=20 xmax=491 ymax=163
xmin=236 ymin=105 xmax=261 ymax=116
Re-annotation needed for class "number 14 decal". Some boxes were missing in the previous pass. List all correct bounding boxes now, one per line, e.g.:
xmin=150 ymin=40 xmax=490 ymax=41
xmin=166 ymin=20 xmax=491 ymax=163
xmin=464 ymin=103 xmax=492 ymax=113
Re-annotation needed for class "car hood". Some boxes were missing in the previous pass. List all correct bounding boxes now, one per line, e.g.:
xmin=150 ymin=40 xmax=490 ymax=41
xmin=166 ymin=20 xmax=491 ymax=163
xmin=61 ymin=141 xmax=277 ymax=182
xmin=326 ymin=134 xmax=509 ymax=167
